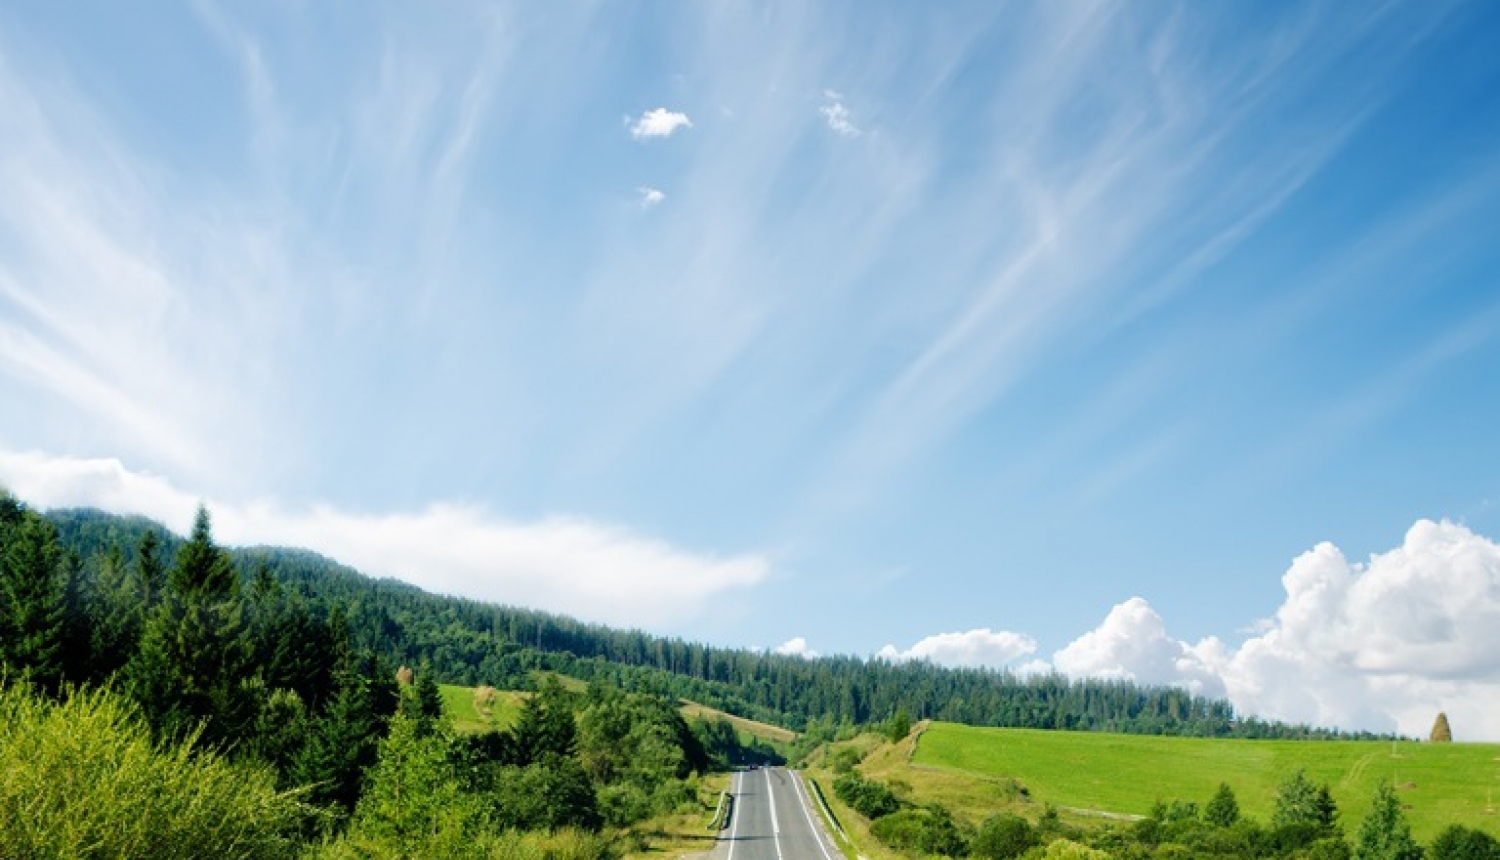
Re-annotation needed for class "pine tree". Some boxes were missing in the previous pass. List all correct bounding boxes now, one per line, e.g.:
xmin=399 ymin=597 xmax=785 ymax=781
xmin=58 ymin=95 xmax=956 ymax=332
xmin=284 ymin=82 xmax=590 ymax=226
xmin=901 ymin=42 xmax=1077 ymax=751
xmin=135 ymin=528 xmax=166 ymax=609
xmin=1355 ymin=780 xmax=1422 ymax=860
xmin=0 ymin=512 xmax=66 ymax=691
xmin=1274 ymin=769 xmax=1339 ymax=833
xmin=1205 ymin=782 xmax=1241 ymax=827
xmin=123 ymin=507 xmax=251 ymax=746
xmin=1430 ymin=712 xmax=1453 ymax=743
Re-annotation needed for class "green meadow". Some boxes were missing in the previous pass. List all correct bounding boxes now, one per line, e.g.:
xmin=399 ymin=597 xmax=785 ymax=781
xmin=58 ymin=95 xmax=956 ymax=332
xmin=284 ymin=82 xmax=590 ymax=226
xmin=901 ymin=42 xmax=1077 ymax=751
xmin=913 ymin=722 xmax=1500 ymax=841
xmin=439 ymin=684 xmax=526 ymax=734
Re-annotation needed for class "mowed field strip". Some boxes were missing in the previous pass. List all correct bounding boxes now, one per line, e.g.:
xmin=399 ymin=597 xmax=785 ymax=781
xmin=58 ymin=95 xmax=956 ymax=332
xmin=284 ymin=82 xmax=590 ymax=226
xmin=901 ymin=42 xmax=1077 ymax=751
xmin=913 ymin=722 xmax=1500 ymax=841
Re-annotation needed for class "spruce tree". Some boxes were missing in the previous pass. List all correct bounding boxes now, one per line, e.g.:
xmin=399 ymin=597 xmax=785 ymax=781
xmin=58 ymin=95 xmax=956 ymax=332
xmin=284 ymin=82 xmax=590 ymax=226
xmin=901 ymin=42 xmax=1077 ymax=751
xmin=1205 ymin=782 xmax=1241 ymax=827
xmin=0 ymin=512 xmax=66 ymax=691
xmin=124 ymin=507 xmax=251 ymax=745
xmin=1355 ymin=780 xmax=1422 ymax=860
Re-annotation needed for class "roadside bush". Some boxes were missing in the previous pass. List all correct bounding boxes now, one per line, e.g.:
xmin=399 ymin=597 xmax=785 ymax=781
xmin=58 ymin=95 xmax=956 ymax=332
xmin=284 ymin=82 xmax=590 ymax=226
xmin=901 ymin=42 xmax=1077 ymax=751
xmin=972 ymin=813 xmax=1038 ymax=860
xmin=0 ymin=682 xmax=309 ymax=860
xmin=833 ymin=770 xmax=901 ymax=819
xmin=870 ymin=806 xmax=969 ymax=857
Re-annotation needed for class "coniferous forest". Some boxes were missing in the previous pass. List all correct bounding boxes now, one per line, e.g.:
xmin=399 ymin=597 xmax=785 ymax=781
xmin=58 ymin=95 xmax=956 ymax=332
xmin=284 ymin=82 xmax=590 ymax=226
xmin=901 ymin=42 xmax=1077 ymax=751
xmin=0 ymin=491 xmax=1404 ymax=859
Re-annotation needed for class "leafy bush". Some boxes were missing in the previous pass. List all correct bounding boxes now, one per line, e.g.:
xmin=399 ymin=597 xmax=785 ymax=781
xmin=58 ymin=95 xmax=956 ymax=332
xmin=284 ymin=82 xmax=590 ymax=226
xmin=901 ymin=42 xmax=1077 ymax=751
xmin=973 ymin=813 xmax=1038 ymax=860
xmin=870 ymin=806 xmax=969 ymax=857
xmin=0 ymin=683 xmax=309 ymax=860
xmin=833 ymin=770 xmax=901 ymax=819
xmin=1430 ymin=826 xmax=1500 ymax=860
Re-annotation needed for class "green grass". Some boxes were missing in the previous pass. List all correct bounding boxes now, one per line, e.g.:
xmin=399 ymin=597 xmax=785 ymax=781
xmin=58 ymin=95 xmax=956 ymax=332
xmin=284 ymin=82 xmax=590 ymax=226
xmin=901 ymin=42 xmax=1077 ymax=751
xmin=912 ymin=722 xmax=1500 ymax=841
xmin=439 ymin=684 xmax=525 ymax=735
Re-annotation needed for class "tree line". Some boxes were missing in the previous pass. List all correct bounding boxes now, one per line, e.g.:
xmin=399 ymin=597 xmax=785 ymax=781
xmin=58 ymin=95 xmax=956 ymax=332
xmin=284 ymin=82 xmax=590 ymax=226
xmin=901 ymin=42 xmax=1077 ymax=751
xmin=0 ymin=492 xmax=756 ymax=859
xmin=35 ymin=504 xmax=1396 ymax=741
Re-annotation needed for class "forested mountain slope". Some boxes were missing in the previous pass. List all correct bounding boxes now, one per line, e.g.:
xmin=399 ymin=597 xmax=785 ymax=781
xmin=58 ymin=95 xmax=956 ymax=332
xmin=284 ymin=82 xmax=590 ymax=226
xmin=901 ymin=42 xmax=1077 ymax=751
xmin=45 ymin=506 xmax=1383 ymax=740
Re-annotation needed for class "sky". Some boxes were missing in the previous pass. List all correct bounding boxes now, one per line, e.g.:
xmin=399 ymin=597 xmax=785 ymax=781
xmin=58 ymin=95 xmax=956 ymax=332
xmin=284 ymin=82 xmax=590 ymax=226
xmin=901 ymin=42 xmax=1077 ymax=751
xmin=2 ymin=1 xmax=1499 ymax=739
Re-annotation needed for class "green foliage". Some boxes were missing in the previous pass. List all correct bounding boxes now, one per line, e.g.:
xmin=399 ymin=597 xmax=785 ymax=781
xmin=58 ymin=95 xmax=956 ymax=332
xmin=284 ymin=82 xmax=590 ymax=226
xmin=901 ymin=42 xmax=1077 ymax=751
xmin=869 ymin=805 xmax=969 ymax=857
xmin=1430 ymin=827 xmax=1500 ymax=860
xmin=833 ymin=769 xmax=902 ymax=819
xmin=490 ymin=755 xmax=603 ymax=831
xmin=1206 ymin=782 xmax=1242 ymax=827
xmin=972 ymin=813 xmax=1039 ymax=860
xmin=289 ymin=662 xmax=396 ymax=812
xmin=1355 ymin=781 xmax=1422 ymax=860
xmin=344 ymin=697 xmax=483 ymax=854
xmin=0 ymin=682 xmax=308 ymax=859
xmin=887 ymin=707 xmax=913 ymax=743
xmin=1038 ymin=839 xmax=1112 ymax=860
xmin=1274 ymin=770 xmax=1340 ymax=834
xmin=0 ymin=508 xmax=66 ymax=690
xmin=306 ymin=827 xmax=617 ymax=860
xmin=513 ymin=675 xmax=577 ymax=763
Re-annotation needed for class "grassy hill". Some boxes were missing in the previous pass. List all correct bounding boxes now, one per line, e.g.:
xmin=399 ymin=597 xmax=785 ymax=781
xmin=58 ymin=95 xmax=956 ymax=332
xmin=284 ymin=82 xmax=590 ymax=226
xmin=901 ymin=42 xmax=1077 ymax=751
xmin=910 ymin=721 xmax=1500 ymax=841
xmin=680 ymin=699 xmax=798 ymax=745
xmin=439 ymin=684 xmax=526 ymax=734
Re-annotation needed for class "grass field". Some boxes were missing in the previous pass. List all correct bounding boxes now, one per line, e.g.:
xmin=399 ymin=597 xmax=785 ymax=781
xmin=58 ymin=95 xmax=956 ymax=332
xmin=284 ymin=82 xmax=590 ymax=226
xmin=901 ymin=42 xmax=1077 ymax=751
xmin=439 ymin=684 xmax=526 ymax=734
xmin=679 ymin=700 xmax=798 ymax=745
xmin=912 ymin=722 xmax=1500 ymax=841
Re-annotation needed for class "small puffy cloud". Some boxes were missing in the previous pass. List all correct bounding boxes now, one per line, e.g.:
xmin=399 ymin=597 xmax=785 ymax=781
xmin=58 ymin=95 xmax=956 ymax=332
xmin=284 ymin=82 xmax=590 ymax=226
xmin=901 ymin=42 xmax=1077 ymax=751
xmin=637 ymin=186 xmax=666 ymax=208
xmin=775 ymin=637 xmax=819 ymax=658
xmin=0 ymin=449 xmax=769 ymax=628
xmin=630 ymin=108 xmax=692 ymax=139
xmin=819 ymin=92 xmax=861 ymax=137
xmin=879 ymin=628 xmax=1037 ymax=668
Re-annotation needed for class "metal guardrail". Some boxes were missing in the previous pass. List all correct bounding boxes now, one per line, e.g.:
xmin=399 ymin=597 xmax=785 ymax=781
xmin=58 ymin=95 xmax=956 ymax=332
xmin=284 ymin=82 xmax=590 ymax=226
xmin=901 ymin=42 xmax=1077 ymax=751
xmin=805 ymin=776 xmax=848 ymax=842
xmin=707 ymin=788 xmax=730 ymax=831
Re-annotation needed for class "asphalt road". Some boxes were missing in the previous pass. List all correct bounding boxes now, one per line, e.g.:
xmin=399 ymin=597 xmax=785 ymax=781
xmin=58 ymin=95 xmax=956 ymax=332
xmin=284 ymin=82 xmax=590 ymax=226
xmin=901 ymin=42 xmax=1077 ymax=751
xmin=714 ymin=768 xmax=842 ymax=860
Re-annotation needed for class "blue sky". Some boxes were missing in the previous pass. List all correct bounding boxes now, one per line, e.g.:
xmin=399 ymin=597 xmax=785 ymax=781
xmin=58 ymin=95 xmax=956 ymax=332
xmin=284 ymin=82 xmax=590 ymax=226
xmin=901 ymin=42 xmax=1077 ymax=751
xmin=3 ymin=1 xmax=1500 ymax=737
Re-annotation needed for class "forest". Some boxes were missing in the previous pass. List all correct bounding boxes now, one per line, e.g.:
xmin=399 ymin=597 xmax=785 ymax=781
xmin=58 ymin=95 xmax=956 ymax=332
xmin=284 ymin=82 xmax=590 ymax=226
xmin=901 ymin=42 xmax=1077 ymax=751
xmin=0 ymin=492 xmax=1403 ymax=858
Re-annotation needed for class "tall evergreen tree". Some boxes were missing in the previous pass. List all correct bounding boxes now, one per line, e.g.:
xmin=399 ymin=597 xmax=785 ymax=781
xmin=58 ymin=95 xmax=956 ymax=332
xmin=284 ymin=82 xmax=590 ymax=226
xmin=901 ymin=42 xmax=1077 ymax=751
xmin=0 ymin=511 xmax=66 ymax=691
xmin=124 ymin=506 xmax=252 ymax=745
xmin=1355 ymin=780 xmax=1422 ymax=860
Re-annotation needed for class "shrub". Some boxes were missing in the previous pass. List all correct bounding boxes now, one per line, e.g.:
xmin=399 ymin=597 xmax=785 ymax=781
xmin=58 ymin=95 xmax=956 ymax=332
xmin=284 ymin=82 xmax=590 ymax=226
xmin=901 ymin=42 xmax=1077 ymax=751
xmin=0 ymin=683 xmax=309 ymax=860
xmin=870 ymin=806 xmax=968 ymax=857
xmin=972 ymin=813 xmax=1038 ymax=860
xmin=833 ymin=770 xmax=901 ymax=819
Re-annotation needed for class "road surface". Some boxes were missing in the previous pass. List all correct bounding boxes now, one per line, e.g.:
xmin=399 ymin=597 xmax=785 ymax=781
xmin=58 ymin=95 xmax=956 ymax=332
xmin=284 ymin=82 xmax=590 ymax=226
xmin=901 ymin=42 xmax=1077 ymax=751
xmin=713 ymin=767 xmax=843 ymax=860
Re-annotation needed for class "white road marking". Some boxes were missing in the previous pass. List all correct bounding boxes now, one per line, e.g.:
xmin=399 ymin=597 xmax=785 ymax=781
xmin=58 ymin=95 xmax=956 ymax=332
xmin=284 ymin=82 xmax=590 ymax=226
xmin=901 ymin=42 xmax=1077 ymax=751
xmin=789 ymin=771 xmax=837 ymax=860
xmin=727 ymin=770 xmax=743 ymax=860
xmin=765 ymin=768 xmax=784 ymax=860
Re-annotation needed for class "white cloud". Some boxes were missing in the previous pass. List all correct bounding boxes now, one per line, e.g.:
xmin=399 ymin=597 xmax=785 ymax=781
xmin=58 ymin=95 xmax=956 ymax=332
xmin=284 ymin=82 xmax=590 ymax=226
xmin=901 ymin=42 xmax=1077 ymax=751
xmin=774 ymin=636 xmax=819 ymax=658
xmin=630 ymin=107 xmax=692 ymax=139
xmin=637 ymin=186 xmax=666 ymax=208
xmin=0 ymin=450 xmax=769 ymax=629
xmin=819 ymin=97 xmax=861 ymax=137
xmin=1048 ymin=521 xmax=1500 ymax=739
xmin=1053 ymin=597 xmax=1226 ymax=697
xmin=879 ymin=628 xmax=1037 ymax=668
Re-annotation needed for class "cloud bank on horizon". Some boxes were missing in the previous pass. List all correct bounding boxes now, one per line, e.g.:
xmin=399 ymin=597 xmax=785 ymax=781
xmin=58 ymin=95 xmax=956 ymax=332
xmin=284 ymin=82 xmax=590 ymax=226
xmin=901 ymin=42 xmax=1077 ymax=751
xmin=877 ymin=520 xmax=1500 ymax=741
xmin=4 ymin=449 xmax=1498 ymax=740
xmin=0 ymin=450 xmax=768 ymax=628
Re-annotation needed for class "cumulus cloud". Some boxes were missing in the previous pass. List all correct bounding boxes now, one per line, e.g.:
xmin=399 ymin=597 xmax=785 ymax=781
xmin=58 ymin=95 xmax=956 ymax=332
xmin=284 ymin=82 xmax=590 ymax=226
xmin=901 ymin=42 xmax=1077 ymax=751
xmin=879 ymin=628 xmax=1037 ymax=668
xmin=630 ymin=107 xmax=692 ymax=139
xmin=637 ymin=186 xmax=665 ymax=208
xmin=0 ymin=450 xmax=769 ymax=628
xmin=1052 ymin=597 xmax=1227 ymax=697
xmin=774 ymin=637 xmax=819 ymax=658
xmin=819 ymin=91 xmax=861 ymax=137
xmin=1049 ymin=521 xmax=1500 ymax=739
